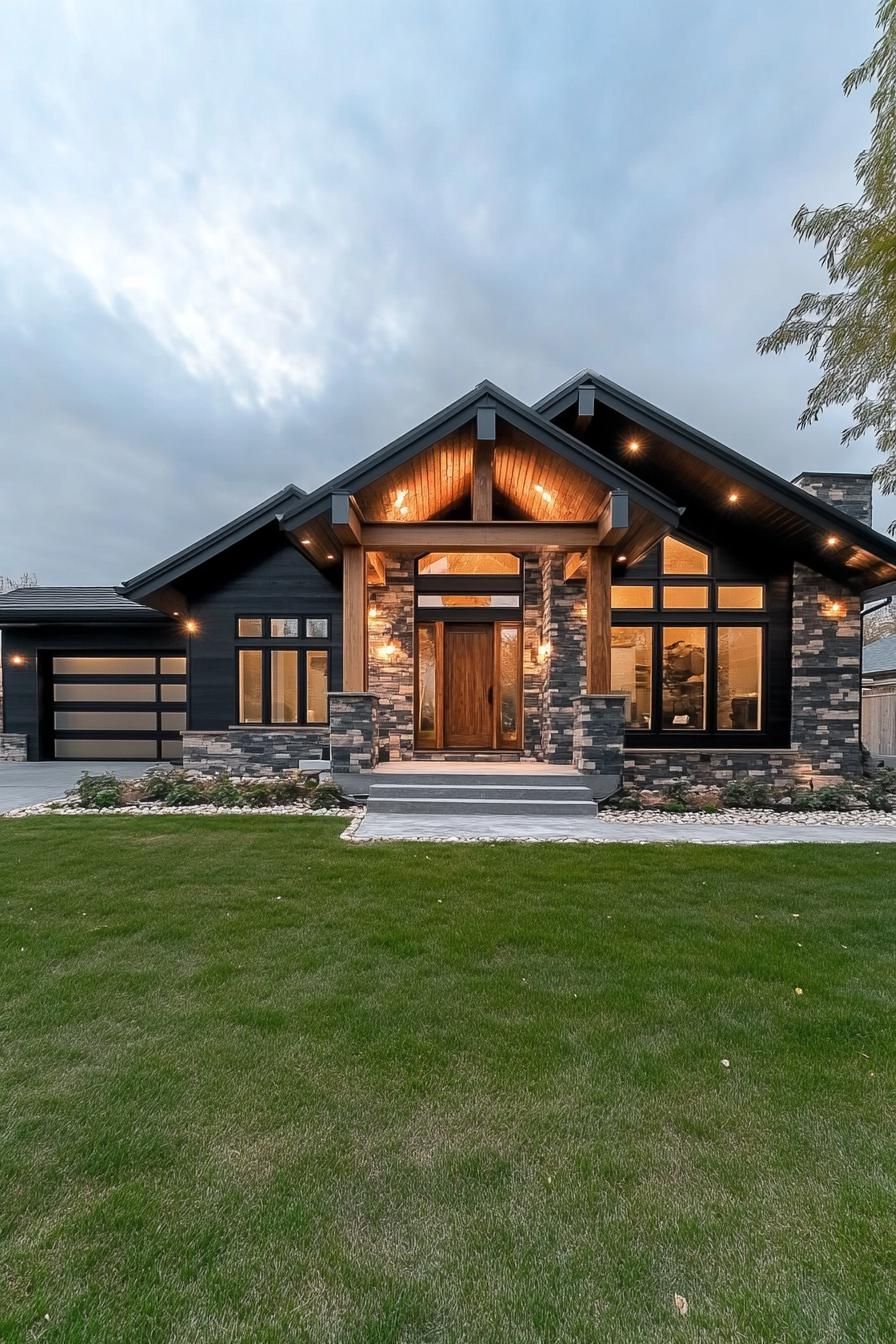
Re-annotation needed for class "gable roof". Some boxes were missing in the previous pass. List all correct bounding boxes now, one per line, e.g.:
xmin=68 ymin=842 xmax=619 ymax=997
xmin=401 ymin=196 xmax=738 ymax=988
xmin=864 ymin=634 xmax=896 ymax=676
xmin=278 ymin=379 xmax=682 ymax=533
xmin=120 ymin=483 xmax=306 ymax=602
xmin=535 ymin=370 xmax=896 ymax=592
xmin=0 ymin=586 xmax=169 ymax=622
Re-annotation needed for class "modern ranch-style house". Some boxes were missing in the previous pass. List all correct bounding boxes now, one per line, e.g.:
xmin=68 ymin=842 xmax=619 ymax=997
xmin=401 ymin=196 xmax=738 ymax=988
xmin=3 ymin=370 xmax=896 ymax=795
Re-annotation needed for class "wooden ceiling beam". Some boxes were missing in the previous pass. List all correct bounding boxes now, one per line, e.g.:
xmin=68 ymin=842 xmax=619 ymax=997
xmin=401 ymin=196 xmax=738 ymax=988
xmin=359 ymin=521 xmax=615 ymax=551
xmin=366 ymin=550 xmax=386 ymax=585
xmin=564 ymin=552 xmax=585 ymax=581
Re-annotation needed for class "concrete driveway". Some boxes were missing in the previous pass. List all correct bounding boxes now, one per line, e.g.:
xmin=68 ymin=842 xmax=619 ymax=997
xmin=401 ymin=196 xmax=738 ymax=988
xmin=0 ymin=761 xmax=157 ymax=814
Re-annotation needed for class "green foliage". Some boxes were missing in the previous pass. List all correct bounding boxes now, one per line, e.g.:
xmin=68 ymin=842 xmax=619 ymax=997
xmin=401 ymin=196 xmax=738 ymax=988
xmin=205 ymin=776 xmax=242 ymax=807
xmin=721 ymin=778 xmax=773 ymax=809
xmin=306 ymin=778 xmax=348 ymax=810
xmin=612 ymin=792 xmax=642 ymax=811
xmin=70 ymin=772 xmax=125 ymax=809
xmin=141 ymin=770 xmax=177 ymax=802
xmin=758 ymin=2 xmax=896 ymax=530
xmin=239 ymin=780 xmax=276 ymax=808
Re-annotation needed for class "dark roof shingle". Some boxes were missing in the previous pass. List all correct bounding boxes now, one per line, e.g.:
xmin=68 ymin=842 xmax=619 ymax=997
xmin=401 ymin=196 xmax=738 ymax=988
xmin=0 ymin=586 xmax=165 ymax=620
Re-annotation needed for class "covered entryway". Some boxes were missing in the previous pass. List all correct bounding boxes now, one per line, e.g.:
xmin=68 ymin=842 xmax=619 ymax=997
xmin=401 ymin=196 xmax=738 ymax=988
xmin=45 ymin=652 xmax=187 ymax=761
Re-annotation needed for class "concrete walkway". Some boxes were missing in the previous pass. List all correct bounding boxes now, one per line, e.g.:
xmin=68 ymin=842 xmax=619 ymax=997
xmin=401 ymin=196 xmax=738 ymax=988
xmin=348 ymin=813 xmax=896 ymax=844
xmin=0 ymin=762 xmax=156 ymax=814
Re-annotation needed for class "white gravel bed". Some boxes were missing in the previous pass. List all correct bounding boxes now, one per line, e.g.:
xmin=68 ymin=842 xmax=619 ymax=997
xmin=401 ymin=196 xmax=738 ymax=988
xmin=3 ymin=799 xmax=361 ymax=819
xmin=599 ymin=808 xmax=896 ymax=827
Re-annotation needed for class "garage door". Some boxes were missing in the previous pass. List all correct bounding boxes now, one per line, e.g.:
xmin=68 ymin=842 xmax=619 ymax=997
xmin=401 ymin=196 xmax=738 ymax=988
xmin=50 ymin=654 xmax=187 ymax=760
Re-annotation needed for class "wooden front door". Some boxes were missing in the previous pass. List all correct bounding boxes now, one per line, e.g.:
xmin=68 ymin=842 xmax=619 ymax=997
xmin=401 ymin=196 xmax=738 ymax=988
xmin=443 ymin=624 xmax=493 ymax=748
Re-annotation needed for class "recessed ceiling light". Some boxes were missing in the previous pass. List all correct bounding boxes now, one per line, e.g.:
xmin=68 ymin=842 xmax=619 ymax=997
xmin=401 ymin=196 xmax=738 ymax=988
xmin=617 ymin=554 xmax=627 ymax=563
xmin=728 ymin=491 xmax=739 ymax=504
xmin=826 ymin=535 xmax=839 ymax=547
xmin=326 ymin=553 xmax=335 ymax=560
xmin=301 ymin=537 xmax=312 ymax=545
xmin=627 ymin=439 xmax=640 ymax=452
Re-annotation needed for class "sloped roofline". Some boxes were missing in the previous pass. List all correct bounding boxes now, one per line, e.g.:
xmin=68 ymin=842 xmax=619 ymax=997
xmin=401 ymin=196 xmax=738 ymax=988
xmin=534 ymin=369 xmax=896 ymax=573
xmin=279 ymin=378 xmax=682 ymax=531
xmin=119 ymin=482 xmax=306 ymax=601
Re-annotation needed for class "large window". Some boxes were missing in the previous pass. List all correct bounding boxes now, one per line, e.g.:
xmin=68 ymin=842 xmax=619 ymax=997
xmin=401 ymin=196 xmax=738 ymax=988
xmin=611 ymin=628 xmax=653 ymax=728
xmin=236 ymin=615 xmax=332 ymax=725
xmin=611 ymin=536 xmax=769 ymax=739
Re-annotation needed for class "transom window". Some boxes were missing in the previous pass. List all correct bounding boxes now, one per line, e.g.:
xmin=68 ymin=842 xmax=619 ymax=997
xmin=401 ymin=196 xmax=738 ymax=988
xmin=237 ymin=616 xmax=330 ymax=639
xmin=417 ymin=552 xmax=520 ymax=575
xmin=610 ymin=537 xmax=767 ymax=737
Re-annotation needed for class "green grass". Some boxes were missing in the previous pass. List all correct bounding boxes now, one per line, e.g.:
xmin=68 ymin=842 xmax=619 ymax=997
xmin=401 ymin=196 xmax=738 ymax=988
xmin=1 ymin=820 xmax=894 ymax=1343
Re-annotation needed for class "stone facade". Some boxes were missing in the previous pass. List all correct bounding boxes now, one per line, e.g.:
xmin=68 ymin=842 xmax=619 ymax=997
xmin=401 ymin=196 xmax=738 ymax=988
xmin=624 ymin=749 xmax=810 ymax=790
xmin=792 ymin=473 xmax=873 ymax=526
xmin=182 ymin=728 xmax=329 ymax=775
xmin=790 ymin=564 xmax=863 ymax=779
xmin=0 ymin=733 xmax=27 ymax=762
xmin=573 ymin=695 xmax=626 ymax=777
xmin=540 ymin=554 xmax=586 ymax=762
xmin=367 ymin=554 xmax=415 ymax=761
xmin=329 ymin=692 xmax=378 ymax=773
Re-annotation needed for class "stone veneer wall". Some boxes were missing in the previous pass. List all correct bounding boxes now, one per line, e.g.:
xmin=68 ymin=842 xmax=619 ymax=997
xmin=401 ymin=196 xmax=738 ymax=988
xmin=0 ymin=733 xmax=27 ymax=762
xmin=623 ymin=749 xmax=810 ymax=790
xmin=182 ymin=728 xmax=329 ymax=775
xmin=367 ymin=554 xmax=414 ymax=761
xmin=792 ymin=473 xmax=873 ymax=526
xmin=790 ymin=564 xmax=863 ymax=778
xmin=539 ymin=554 xmax=586 ymax=762
xmin=573 ymin=695 xmax=626 ymax=777
xmin=522 ymin=555 xmax=544 ymax=757
xmin=328 ymin=692 xmax=378 ymax=772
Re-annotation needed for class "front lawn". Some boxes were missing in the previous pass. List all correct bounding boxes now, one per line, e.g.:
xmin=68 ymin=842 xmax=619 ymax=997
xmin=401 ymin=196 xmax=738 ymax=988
xmin=1 ymin=819 xmax=894 ymax=1343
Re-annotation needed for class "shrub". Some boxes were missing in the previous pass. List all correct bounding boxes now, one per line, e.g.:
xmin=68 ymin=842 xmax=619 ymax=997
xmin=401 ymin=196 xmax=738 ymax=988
xmin=721 ymin=778 xmax=773 ymax=809
xmin=239 ymin=780 xmax=277 ymax=808
xmin=141 ymin=770 xmax=179 ymax=802
xmin=663 ymin=779 xmax=692 ymax=807
xmin=206 ymin=776 xmax=242 ymax=807
xmin=71 ymin=772 xmax=125 ymax=809
xmin=164 ymin=778 xmax=207 ymax=806
xmin=306 ymin=778 xmax=348 ymax=810
xmin=269 ymin=773 xmax=309 ymax=804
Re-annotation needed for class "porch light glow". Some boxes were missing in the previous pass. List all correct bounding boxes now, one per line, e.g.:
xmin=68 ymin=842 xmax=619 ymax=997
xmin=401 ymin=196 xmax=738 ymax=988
xmin=184 ymin=619 xmax=199 ymax=635
xmin=627 ymin=439 xmax=640 ymax=452
xmin=728 ymin=491 xmax=740 ymax=504
xmin=9 ymin=654 xmax=24 ymax=666
xmin=825 ymin=599 xmax=845 ymax=618
xmin=826 ymin=535 xmax=839 ymax=548
xmin=538 ymin=641 xmax=552 ymax=662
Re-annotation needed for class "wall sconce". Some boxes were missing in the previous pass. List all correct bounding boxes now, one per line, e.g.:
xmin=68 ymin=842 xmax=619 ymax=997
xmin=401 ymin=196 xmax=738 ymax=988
xmin=184 ymin=618 xmax=199 ymax=635
xmin=9 ymin=653 xmax=25 ymax=666
xmin=538 ymin=641 xmax=552 ymax=663
xmin=824 ymin=598 xmax=845 ymax=619
xmin=377 ymin=622 xmax=399 ymax=659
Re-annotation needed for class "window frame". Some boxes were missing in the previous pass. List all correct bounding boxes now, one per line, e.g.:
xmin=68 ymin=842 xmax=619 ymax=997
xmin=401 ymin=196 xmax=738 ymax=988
xmin=235 ymin=644 xmax=331 ymax=726
xmin=610 ymin=536 xmax=773 ymax=743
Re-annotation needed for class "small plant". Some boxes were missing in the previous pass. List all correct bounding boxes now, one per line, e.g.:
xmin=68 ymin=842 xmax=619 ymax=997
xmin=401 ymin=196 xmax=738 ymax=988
xmin=164 ymin=778 xmax=207 ymax=806
xmin=722 ymin=778 xmax=773 ymax=809
xmin=240 ymin=780 xmax=276 ymax=807
xmin=206 ymin=776 xmax=242 ymax=807
xmin=71 ymin=772 xmax=125 ymax=809
xmin=663 ymin=780 xmax=692 ymax=807
xmin=306 ymin=778 xmax=348 ymax=810
xmin=141 ymin=770 xmax=178 ymax=802
xmin=269 ymin=774 xmax=309 ymax=804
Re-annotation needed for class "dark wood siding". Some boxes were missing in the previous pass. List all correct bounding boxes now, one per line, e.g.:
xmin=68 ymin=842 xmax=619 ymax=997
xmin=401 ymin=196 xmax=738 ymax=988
xmin=183 ymin=527 xmax=342 ymax=731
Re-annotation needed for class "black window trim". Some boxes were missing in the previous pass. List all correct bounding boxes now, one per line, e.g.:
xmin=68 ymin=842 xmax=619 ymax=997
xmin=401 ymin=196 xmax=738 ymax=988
xmin=235 ymin=645 xmax=330 ymax=726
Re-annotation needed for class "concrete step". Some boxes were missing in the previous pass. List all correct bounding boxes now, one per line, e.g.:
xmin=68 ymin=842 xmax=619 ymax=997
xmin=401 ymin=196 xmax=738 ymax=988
xmin=368 ymin=782 xmax=594 ymax=803
xmin=365 ymin=795 xmax=597 ymax=816
xmin=369 ymin=772 xmax=590 ymax=791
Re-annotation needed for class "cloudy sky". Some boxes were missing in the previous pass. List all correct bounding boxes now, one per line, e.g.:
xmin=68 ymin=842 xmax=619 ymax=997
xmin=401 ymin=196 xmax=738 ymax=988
xmin=0 ymin=0 xmax=881 ymax=584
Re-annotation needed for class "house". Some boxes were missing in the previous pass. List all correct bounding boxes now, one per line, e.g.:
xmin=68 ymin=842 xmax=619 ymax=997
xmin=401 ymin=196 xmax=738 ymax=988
xmin=2 ymin=370 xmax=896 ymax=792
xmin=863 ymin=633 xmax=896 ymax=762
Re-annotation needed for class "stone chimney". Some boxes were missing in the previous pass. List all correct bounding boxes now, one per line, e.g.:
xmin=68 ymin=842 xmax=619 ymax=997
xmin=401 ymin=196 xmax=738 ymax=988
xmin=791 ymin=472 xmax=873 ymax=526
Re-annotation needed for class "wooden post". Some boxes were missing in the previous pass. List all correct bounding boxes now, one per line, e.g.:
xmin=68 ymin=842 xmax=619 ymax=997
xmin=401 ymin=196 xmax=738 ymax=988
xmin=585 ymin=546 xmax=612 ymax=694
xmin=342 ymin=546 xmax=367 ymax=691
xmin=472 ymin=441 xmax=493 ymax=521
